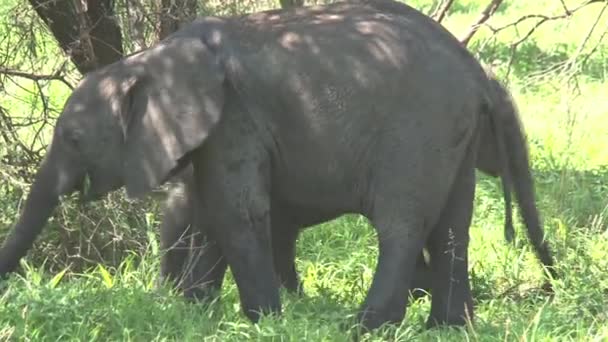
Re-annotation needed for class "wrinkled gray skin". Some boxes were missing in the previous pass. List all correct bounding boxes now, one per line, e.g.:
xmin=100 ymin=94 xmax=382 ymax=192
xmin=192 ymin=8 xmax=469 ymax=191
xmin=0 ymin=0 xmax=556 ymax=331
xmin=159 ymin=69 xmax=558 ymax=301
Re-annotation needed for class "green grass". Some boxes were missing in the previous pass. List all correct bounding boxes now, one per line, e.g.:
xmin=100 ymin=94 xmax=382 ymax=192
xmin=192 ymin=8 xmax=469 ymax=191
xmin=1 ymin=0 xmax=608 ymax=340
xmin=1 ymin=202 xmax=607 ymax=341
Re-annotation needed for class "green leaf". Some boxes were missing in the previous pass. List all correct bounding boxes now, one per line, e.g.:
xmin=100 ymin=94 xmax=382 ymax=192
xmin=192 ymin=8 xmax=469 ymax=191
xmin=147 ymin=230 xmax=159 ymax=257
xmin=97 ymin=265 xmax=114 ymax=288
xmin=48 ymin=268 xmax=68 ymax=289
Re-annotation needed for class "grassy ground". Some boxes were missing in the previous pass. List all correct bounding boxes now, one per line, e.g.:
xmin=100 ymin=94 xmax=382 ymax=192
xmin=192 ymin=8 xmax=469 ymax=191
xmin=1 ymin=0 xmax=607 ymax=340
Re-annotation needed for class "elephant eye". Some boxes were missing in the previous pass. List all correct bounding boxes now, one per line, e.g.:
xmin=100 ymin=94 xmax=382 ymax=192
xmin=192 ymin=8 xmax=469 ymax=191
xmin=63 ymin=128 xmax=83 ymax=150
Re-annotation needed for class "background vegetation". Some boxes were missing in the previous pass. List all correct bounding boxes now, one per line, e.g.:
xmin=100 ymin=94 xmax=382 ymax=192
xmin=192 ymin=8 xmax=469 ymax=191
xmin=0 ymin=0 xmax=607 ymax=340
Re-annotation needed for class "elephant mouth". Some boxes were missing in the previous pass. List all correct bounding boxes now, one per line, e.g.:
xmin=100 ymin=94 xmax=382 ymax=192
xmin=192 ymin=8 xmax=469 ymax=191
xmin=77 ymin=173 xmax=105 ymax=202
xmin=78 ymin=171 xmax=123 ymax=203
xmin=78 ymin=173 xmax=97 ymax=202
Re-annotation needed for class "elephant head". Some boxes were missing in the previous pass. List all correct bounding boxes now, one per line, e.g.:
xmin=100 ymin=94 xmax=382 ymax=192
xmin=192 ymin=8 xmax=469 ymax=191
xmin=0 ymin=29 xmax=226 ymax=278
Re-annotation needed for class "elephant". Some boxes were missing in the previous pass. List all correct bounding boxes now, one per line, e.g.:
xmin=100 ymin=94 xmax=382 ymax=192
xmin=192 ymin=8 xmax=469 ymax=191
xmin=0 ymin=0 xmax=557 ymax=331
xmin=157 ymin=69 xmax=557 ymax=301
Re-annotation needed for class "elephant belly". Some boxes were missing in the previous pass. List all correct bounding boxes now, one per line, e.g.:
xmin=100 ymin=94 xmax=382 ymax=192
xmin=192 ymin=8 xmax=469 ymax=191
xmin=272 ymin=198 xmax=351 ymax=228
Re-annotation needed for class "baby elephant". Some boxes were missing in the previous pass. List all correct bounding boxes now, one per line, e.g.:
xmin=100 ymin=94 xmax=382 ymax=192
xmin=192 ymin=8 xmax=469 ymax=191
xmin=159 ymin=71 xmax=557 ymax=304
xmin=0 ymin=0 xmax=556 ymax=331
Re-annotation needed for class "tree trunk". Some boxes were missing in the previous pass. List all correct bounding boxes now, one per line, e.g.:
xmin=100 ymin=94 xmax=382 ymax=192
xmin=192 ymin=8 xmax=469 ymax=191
xmin=158 ymin=0 xmax=198 ymax=40
xmin=280 ymin=0 xmax=305 ymax=9
xmin=28 ymin=0 xmax=124 ymax=74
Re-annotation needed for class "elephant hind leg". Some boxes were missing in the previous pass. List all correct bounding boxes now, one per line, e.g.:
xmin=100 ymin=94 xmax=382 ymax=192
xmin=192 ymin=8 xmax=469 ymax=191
xmin=357 ymin=197 xmax=430 ymax=331
xmin=409 ymin=250 xmax=432 ymax=300
xmin=425 ymin=149 xmax=476 ymax=328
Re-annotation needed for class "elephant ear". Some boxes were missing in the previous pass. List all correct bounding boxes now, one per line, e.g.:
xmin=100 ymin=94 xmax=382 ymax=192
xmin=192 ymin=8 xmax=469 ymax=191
xmin=119 ymin=36 xmax=225 ymax=198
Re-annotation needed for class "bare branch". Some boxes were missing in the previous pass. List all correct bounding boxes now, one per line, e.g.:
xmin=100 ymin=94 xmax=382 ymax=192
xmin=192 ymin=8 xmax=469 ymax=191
xmin=468 ymin=0 xmax=608 ymax=84
xmin=564 ymin=0 xmax=608 ymax=81
xmin=572 ymin=0 xmax=608 ymax=58
xmin=431 ymin=0 xmax=456 ymax=24
xmin=579 ymin=9 xmax=608 ymax=65
xmin=486 ymin=0 xmax=606 ymax=39
xmin=460 ymin=0 xmax=504 ymax=47
xmin=559 ymin=0 xmax=572 ymax=15
xmin=0 ymin=65 xmax=74 ymax=89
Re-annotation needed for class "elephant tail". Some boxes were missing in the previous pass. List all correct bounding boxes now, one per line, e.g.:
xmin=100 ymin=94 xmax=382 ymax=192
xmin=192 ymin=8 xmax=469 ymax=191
xmin=486 ymin=74 xmax=558 ymax=284
xmin=491 ymin=101 xmax=516 ymax=244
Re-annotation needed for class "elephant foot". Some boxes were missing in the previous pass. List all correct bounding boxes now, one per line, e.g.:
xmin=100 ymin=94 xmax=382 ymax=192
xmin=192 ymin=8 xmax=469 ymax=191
xmin=241 ymin=298 xmax=282 ymax=323
xmin=279 ymin=275 xmax=305 ymax=296
xmin=425 ymin=306 xmax=473 ymax=329
xmin=183 ymin=283 xmax=222 ymax=304
xmin=541 ymin=281 xmax=554 ymax=295
xmin=355 ymin=305 xmax=404 ymax=332
xmin=284 ymin=283 xmax=305 ymax=297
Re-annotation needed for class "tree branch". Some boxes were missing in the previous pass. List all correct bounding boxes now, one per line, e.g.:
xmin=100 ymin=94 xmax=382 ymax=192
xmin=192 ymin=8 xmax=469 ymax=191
xmin=431 ymin=0 xmax=456 ymax=24
xmin=486 ymin=0 xmax=606 ymax=42
xmin=460 ymin=0 xmax=504 ymax=47
xmin=0 ymin=65 xmax=74 ymax=89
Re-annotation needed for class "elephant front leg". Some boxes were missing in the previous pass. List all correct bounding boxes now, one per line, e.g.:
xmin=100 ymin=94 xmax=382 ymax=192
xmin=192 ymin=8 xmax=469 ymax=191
xmin=409 ymin=251 xmax=433 ymax=300
xmin=194 ymin=161 xmax=281 ymax=322
xmin=211 ymin=204 xmax=281 ymax=322
xmin=271 ymin=211 xmax=303 ymax=294
xmin=425 ymin=154 xmax=476 ymax=327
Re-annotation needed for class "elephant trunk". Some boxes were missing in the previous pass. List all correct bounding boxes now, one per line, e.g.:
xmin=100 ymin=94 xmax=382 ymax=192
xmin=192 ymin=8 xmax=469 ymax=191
xmin=0 ymin=145 xmax=80 ymax=278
